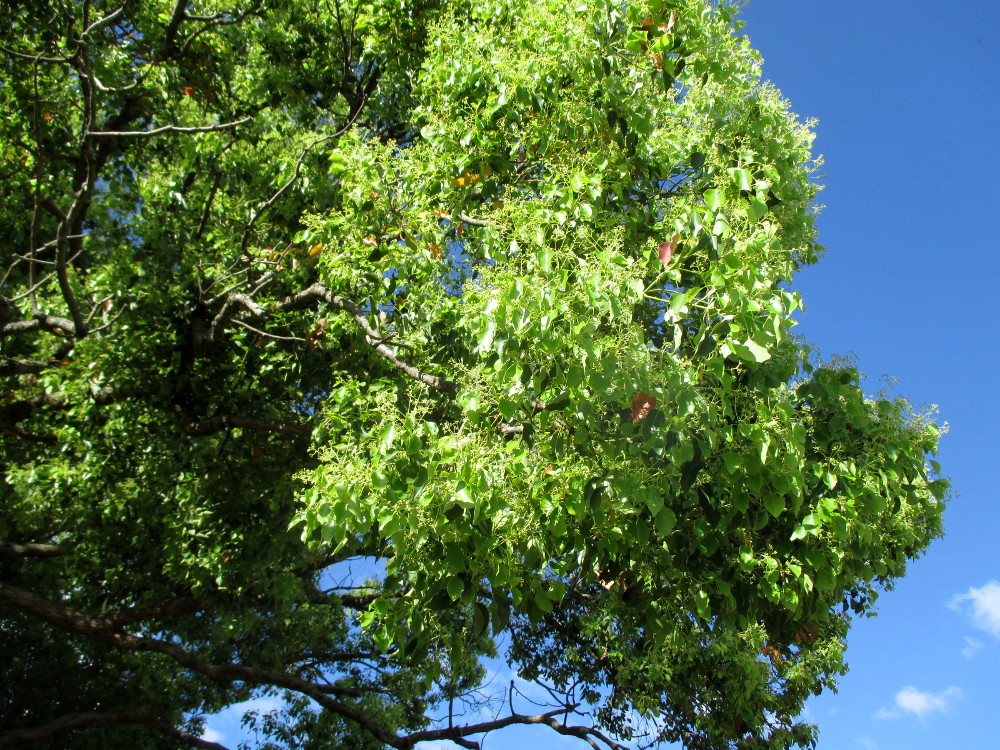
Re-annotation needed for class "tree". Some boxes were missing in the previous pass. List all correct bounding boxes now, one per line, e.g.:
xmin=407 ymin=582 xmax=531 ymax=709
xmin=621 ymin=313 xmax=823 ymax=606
xmin=0 ymin=0 xmax=948 ymax=748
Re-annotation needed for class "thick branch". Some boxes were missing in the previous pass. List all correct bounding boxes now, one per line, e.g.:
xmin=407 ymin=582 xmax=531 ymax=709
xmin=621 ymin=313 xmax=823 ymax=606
xmin=457 ymin=212 xmax=490 ymax=228
xmin=0 ymin=709 xmax=230 ymax=750
xmin=0 ymin=541 xmax=66 ymax=561
xmin=402 ymin=705 xmax=626 ymax=750
xmin=211 ymin=293 xmax=265 ymax=342
xmin=1 ymin=312 xmax=77 ymax=337
xmin=211 ymin=282 xmax=459 ymax=394
xmin=326 ymin=292 xmax=459 ymax=394
xmin=0 ymin=357 xmax=57 ymax=376
xmin=0 ymin=582 xmax=403 ymax=747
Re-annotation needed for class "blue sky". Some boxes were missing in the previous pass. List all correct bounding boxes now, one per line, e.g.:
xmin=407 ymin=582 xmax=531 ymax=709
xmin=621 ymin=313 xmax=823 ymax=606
xmin=205 ymin=2 xmax=1000 ymax=748
xmin=735 ymin=1 xmax=1000 ymax=748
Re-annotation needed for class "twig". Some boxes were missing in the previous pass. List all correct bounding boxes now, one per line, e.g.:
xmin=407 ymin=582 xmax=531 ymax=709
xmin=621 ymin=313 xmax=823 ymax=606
xmin=82 ymin=4 xmax=125 ymax=36
xmin=231 ymin=318 xmax=306 ymax=343
xmin=86 ymin=117 xmax=252 ymax=139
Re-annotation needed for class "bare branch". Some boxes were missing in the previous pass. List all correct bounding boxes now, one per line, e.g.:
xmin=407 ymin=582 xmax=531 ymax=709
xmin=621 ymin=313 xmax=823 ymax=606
xmin=0 ymin=357 xmax=57 ymax=376
xmin=179 ymin=0 xmax=267 ymax=56
xmin=0 ymin=541 xmax=66 ymax=561
xmin=457 ymin=212 xmax=490 ymax=228
xmin=82 ymin=5 xmax=125 ymax=36
xmin=208 ymin=282 xmax=459 ymax=394
xmin=212 ymin=293 xmax=264 ymax=341
xmin=231 ymin=318 xmax=307 ymax=342
xmin=403 ymin=704 xmax=627 ymax=750
xmin=0 ymin=43 xmax=69 ymax=64
xmin=0 ymin=709 xmax=230 ymax=750
xmin=240 ymin=132 xmax=340 ymax=254
xmin=86 ymin=116 xmax=252 ymax=139
xmin=326 ymin=292 xmax=460 ymax=394
xmin=1 ymin=312 xmax=77 ymax=337
xmin=239 ymin=83 xmax=376 ymax=255
xmin=0 ymin=582 xmax=403 ymax=748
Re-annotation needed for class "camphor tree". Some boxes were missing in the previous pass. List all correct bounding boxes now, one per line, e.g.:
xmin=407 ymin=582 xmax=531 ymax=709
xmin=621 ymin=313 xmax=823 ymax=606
xmin=0 ymin=0 xmax=948 ymax=747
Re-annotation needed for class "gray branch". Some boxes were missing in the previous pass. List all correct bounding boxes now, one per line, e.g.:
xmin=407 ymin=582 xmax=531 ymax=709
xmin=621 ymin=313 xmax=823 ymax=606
xmin=86 ymin=117 xmax=252 ymax=139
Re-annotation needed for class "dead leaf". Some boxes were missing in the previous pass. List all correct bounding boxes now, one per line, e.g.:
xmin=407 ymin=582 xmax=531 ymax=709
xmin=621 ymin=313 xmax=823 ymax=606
xmin=658 ymin=233 xmax=680 ymax=266
xmin=631 ymin=392 xmax=656 ymax=423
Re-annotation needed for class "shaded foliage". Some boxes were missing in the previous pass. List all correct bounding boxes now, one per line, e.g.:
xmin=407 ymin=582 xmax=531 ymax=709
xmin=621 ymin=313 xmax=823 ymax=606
xmin=0 ymin=0 xmax=946 ymax=748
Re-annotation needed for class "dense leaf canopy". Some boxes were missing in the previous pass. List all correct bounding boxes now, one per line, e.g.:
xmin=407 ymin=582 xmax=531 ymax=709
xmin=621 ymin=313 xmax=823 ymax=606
xmin=0 ymin=0 xmax=947 ymax=748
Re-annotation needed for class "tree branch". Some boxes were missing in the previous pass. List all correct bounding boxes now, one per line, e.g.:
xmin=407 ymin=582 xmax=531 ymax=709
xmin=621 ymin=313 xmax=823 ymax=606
xmin=325 ymin=292 xmax=459 ymax=394
xmin=86 ymin=117 xmax=252 ymax=139
xmin=0 ymin=709 xmax=230 ymax=750
xmin=457 ymin=212 xmax=490 ymax=228
xmin=1 ymin=312 xmax=77 ymax=337
xmin=401 ymin=705 xmax=627 ymax=750
xmin=211 ymin=293 xmax=264 ymax=342
xmin=0 ymin=357 xmax=57 ymax=376
xmin=209 ymin=282 xmax=460 ymax=394
xmin=0 ymin=582 xmax=403 ymax=748
xmin=0 ymin=541 xmax=66 ymax=561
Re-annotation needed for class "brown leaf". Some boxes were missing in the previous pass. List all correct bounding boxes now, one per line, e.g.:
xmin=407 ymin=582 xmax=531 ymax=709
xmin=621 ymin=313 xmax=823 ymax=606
xmin=362 ymin=236 xmax=378 ymax=248
xmin=631 ymin=392 xmax=656 ymax=423
xmin=428 ymin=242 xmax=442 ymax=259
xmin=658 ymin=233 xmax=680 ymax=266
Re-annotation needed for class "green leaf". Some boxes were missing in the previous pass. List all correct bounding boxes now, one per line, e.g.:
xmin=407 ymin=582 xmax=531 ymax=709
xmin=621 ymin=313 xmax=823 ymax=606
xmin=744 ymin=339 xmax=771 ymax=363
xmin=727 ymin=167 xmax=751 ymax=191
xmin=724 ymin=452 xmax=741 ymax=474
xmin=748 ymin=196 xmax=767 ymax=221
xmin=704 ymin=188 xmax=724 ymax=211
xmin=655 ymin=508 xmax=677 ymax=535
xmin=327 ymin=151 xmax=349 ymax=174
xmin=763 ymin=495 xmax=785 ymax=518
xmin=446 ymin=577 xmax=466 ymax=601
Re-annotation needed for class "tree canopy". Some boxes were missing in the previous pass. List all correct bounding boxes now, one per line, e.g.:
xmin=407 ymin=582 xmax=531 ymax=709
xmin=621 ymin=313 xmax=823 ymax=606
xmin=0 ymin=0 xmax=948 ymax=748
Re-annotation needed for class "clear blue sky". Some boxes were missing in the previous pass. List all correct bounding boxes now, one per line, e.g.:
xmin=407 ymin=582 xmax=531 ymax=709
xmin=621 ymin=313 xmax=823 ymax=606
xmin=206 ymin=3 xmax=1000 ymax=748
xmin=735 ymin=2 xmax=1000 ymax=748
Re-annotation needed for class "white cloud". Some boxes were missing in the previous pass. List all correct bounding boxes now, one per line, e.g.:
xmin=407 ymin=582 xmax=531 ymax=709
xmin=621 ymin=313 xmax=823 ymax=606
xmin=233 ymin=696 xmax=285 ymax=715
xmin=857 ymin=738 xmax=878 ymax=750
xmin=873 ymin=686 xmax=962 ymax=720
xmin=199 ymin=695 xmax=286 ymax=747
xmin=950 ymin=581 xmax=1000 ymax=637
xmin=200 ymin=727 xmax=226 ymax=743
xmin=961 ymin=636 xmax=984 ymax=659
